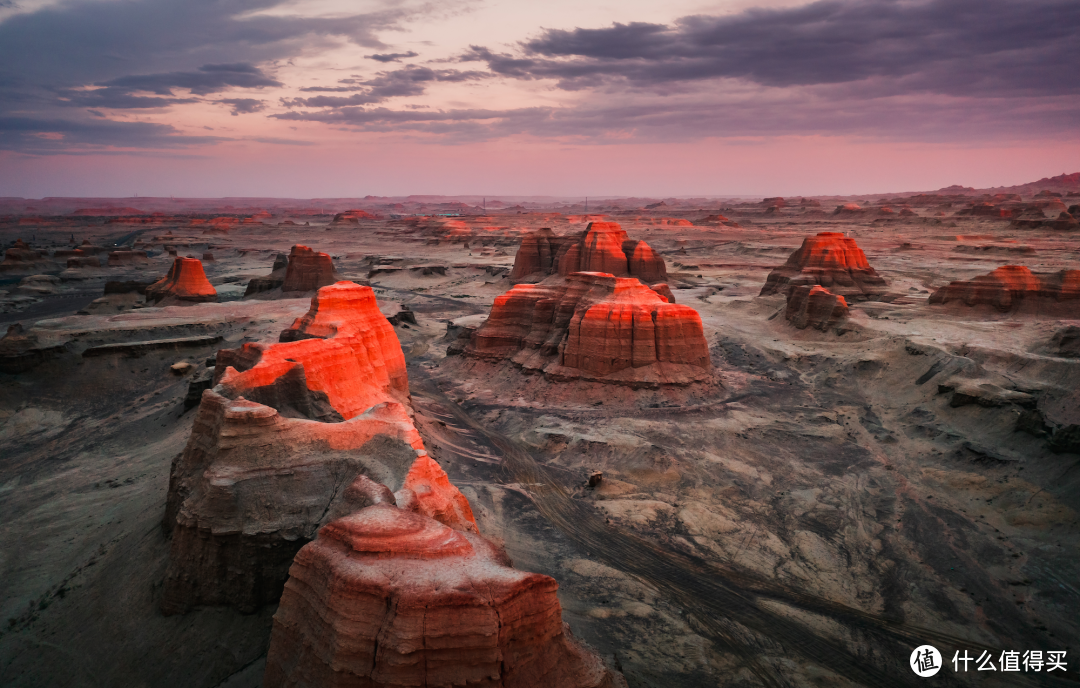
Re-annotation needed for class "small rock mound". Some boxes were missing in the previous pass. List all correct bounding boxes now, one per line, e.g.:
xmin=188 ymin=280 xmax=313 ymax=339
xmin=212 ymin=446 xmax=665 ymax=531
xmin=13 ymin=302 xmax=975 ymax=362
xmin=264 ymin=504 xmax=625 ymax=688
xmin=929 ymin=265 xmax=1080 ymax=313
xmin=785 ymin=285 xmax=849 ymax=331
xmin=145 ymin=258 xmax=217 ymax=304
xmin=760 ymin=232 xmax=887 ymax=299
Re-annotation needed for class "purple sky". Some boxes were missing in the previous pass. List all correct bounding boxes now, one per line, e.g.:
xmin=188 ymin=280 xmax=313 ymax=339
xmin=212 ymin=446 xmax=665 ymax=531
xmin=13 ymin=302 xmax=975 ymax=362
xmin=1 ymin=0 xmax=1077 ymax=197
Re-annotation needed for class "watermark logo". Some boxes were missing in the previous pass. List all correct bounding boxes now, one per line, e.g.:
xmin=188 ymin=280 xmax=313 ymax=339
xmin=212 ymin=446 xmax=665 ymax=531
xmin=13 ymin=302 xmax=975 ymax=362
xmin=911 ymin=645 xmax=943 ymax=677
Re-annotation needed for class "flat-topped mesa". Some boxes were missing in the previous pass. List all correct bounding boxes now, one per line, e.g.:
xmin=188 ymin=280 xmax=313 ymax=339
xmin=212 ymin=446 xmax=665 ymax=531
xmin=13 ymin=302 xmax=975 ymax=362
xmin=282 ymin=244 xmax=338 ymax=293
xmin=465 ymin=272 xmax=711 ymax=387
xmin=785 ymin=286 xmax=850 ymax=331
xmin=161 ymin=281 xmax=475 ymax=614
xmin=510 ymin=223 xmax=667 ymax=284
xmin=760 ymin=232 xmax=888 ymax=299
xmin=264 ymin=504 xmax=625 ymax=688
xmin=144 ymin=258 xmax=217 ymax=305
xmin=929 ymin=265 xmax=1080 ymax=314
xmin=329 ymin=209 xmax=375 ymax=226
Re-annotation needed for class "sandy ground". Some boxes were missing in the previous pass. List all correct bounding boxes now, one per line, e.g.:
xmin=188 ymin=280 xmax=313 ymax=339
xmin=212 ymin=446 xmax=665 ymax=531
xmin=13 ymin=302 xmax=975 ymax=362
xmin=1 ymin=207 xmax=1078 ymax=687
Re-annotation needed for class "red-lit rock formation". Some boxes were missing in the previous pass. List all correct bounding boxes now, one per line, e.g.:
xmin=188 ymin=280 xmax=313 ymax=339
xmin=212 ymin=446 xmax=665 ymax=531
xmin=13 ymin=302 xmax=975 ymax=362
xmin=245 ymin=253 xmax=289 ymax=296
xmin=650 ymin=282 xmax=676 ymax=304
xmin=929 ymin=265 xmax=1080 ymax=314
xmin=282 ymin=244 xmax=338 ymax=293
xmin=145 ymin=258 xmax=217 ymax=305
xmin=510 ymin=223 xmax=667 ymax=285
xmin=330 ymin=209 xmax=375 ymax=225
xmin=760 ymin=232 xmax=888 ymax=299
xmin=264 ymin=504 xmax=623 ymax=688
xmin=833 ymin=203 xmax=864 ymax=216
xmin=465 ymin=272 xmax=711 ymax=387
xmin=785 ymin=286 xmax=849 ymax=331
xmin=161 ymin=281 xmax=474 ymax=614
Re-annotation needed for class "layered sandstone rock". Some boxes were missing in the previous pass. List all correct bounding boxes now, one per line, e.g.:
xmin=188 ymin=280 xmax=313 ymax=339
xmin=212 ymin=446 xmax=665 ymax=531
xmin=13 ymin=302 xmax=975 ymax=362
xmin=509 ymin=223 xmax=667 ymax=284
xmin=465 ymin=272 xmax=711 ymax=387
xmin=161 ymin=281 xmax=474 ymax=614
xmin=145 ymin=258 xmax=217 ymax=305
xmin=245 ymin=253 xmax=289 ymax=296
xmin=785 ymin=286 xmax=849 ymax=331
xmin=282 ymin=245 xmax=338 ymax=292
xmin=929 ymin=265 xmax=1080 ymax=314
xmin=264 ymin=504 xmax=623 ymax=688
xmin=760 ymin=232 xmax=888 ymax=299
xmin=330 ymin=209 xmax=375 ymax=225
xmin=107 ymin=250 xmax=149 ymax=266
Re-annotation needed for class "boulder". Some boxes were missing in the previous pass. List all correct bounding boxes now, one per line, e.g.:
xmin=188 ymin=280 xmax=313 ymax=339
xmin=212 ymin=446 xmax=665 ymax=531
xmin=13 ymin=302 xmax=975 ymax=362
xmin=145 ymin=258 xmax=217 ymax=305
xmin=161 ymin=281 xmax=473 ymax=614
xmin=282 ymin=245 xmax=338 ymax=293
xmin=759 ymin=232 xmax=888 ymax=299
xmin=264 ymin=504 xmax=624 ymax=688
xmin=929 ymin=265 xmax=1080 ymax=314
xmin=465 ymin=272 xmax=711 ymax=387
xmin=785 ymin=285 xmax=849 ymax=331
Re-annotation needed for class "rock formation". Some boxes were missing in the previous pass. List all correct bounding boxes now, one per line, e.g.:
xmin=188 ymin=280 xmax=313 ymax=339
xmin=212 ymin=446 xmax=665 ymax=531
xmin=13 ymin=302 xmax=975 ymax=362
xmin=245 ymin=253 xmax=289 ymax=296
xmin=161 ymin=281 xmax=474 ymax=614
xmin=0 ymin=323 xmax=65 ymax=374
xmin=1 ymin=239 xmax=55 ymax=272
xmin=465 ymin=271 xmax=711 ymax=387
xmin=107 ymin=250 xmax=149 ymax=266
xmin=759 ymin=232 xmax=888 ymax=299
xmin=145 ymin=258 xmax=217 ymax=305
xmin=929 ymin=265 xmax=1080 ymax=314
xmin=282 ymin=245 xmax=338 ymax=293
xmin=264 ymin=504 xmax=623 ymax=688
xmin=329 ymin=209 xmax=375 ymax=225
xmin=785 ymin=286 xmax=850 ymax=331
xmin=509 ymin=223 xmax=667 ymax=284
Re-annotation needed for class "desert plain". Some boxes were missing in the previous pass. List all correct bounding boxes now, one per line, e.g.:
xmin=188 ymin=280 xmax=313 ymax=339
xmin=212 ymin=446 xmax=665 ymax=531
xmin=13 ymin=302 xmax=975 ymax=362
xmin=1 ymin=179 xmax=1078 ymax=688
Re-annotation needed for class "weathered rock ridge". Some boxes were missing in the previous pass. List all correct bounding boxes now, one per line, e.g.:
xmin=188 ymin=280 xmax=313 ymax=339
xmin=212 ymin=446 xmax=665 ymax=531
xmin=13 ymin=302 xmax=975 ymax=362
xmin=264 ymin=504 xmax=624 ymax=688
xmin=510 ymin=223 xmax=667 ymax=285
xmin=465 ymin=271 xmax=712 ymax=387
xmin=929 ymin=265 xmax=1080 ymax=314
xmin=145 ymin=257 xmax=217 ymax=305
xmin=760 ymin=232 xmax=888 ymax=299
xmin=161 ymin=282 xmax=474 ymax=614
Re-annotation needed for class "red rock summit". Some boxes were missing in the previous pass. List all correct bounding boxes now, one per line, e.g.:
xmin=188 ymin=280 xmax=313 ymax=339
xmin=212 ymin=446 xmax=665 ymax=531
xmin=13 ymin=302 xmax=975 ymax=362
xmin=265 ymin=504 xmax=624 ymax=688
xmin=510 ymin=223 xmax=668 ymax=285
xmin=465 ymin=271 xmax=711 ymax=387
xmin=161 ymin=281 xmax=473 ymax=614
xmin=145 ymin=257 xmax=217 ymax=305
xmin=760 ymin=232 xmax=888 ymax=299
xmin=929 ymin=265 xmax=1080 ymax=315
xmin=330 ymin=209 xmax=376 ymax=225
xmin=282 ymin=244 xmax=339 ymax=292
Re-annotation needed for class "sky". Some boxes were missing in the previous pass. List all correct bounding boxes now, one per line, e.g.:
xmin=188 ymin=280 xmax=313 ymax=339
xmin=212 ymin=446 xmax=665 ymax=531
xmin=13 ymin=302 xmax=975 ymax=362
xmin=0 ymin=0 xmax=1077 ymax=198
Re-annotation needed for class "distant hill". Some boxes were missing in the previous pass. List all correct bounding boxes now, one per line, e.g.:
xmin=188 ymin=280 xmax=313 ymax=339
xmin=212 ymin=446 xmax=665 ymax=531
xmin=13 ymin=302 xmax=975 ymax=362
xmin=935 ymin=172 xmax=1080 ymax=196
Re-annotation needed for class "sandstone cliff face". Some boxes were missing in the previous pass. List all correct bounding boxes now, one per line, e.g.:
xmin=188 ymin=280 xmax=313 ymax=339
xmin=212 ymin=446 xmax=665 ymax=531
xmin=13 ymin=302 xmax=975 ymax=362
xmin=161 ymin=282 xmax=474 ymax=614
xmin=465 ymin=272 xmax=711 ymax=387
xmin=282 ymin=245 xmax=339 ymax=293
xmin=785 ymin=285 xmax=850 ymax=331
xmin=929 ymin=265 xmax=1080 ymax=314
xmin=145 ymin=258 xmax=217 ymax=305
xmin=759 ymin=232 xmax=888 ymax=299
xmin=264 ymin=504 xmax=623 ymax=688
xmin=509 ymin=224 xmax=667 ymax=285
xmin=245 ymin=253 xmax=289 ymax=296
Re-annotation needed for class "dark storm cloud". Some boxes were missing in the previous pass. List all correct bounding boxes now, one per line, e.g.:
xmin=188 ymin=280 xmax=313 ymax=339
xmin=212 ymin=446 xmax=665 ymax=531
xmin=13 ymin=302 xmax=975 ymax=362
xmin=0 ymin=0 xmax=420 ymax=152
xmin=366 ymin=51 xmax=420 ymax=63
xmin=101 ymin=64 xmax=282 ymax=96
xmin=219 ymin=98 xmax=268 ymax=115
xmin=0 ymin=116 xmax=226 ymax=154
xmin=283 ymin=66 xmax=489 ymax=108
xmin=462 ymin=0 xmax=1080 ymax=97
